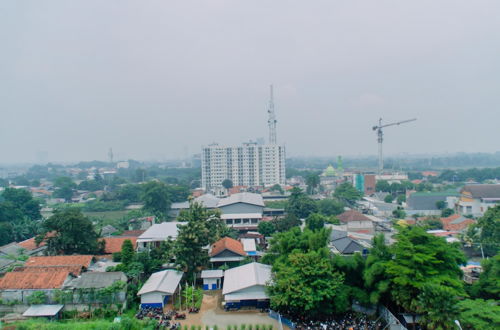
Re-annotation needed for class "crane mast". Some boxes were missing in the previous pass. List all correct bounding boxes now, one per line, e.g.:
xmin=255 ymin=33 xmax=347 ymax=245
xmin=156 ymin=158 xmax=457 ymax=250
xmin=267 ymin=85 xmax=277 ymax=145
xmin=372 ymin=118 xmax=416 ymax=174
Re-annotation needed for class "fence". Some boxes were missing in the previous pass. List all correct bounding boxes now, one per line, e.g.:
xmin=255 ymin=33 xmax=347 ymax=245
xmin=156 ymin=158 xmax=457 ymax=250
xmin=269 ymin=309 xmax=296 ymax=329
xmin=378 ymin=305 xmax=407 ymax=330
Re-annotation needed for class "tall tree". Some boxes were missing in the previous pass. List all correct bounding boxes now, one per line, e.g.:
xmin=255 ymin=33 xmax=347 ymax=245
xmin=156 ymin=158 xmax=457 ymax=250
xmin=333 ymin=183 xmax=363 ymax=206
xmin=121 ymin=239 xmax=136 ymax=266
xmin=2 ymin=188 xmax=41 ymax=220
xmin=305 ymin=213 xmax=326 ymax=231
xmin=37 ymin=208 xmax=103 ymax=255
xmin=467 ymin=205 xmax=500 ymax=256
xmin=258 ymin=221 xmax=276 ymax=237
xmin=317 ymin=198 xmax=344 ymax=216
xmin=469 ymin=254 xmax=500 ymax=300
xmin=305 ymin=174 xmax=320 ymax=195
xmin=141 ymin=181 xmax=172 ymax=219
xmin=286 ymin=187 xmax=317 ymax=218
xmin=174 ymin=202 xmax=211 ymax=279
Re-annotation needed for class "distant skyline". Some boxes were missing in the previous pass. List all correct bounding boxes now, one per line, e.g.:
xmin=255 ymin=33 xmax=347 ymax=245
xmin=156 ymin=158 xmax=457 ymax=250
xmin=1 ymin=1 xmax=500 ymax=163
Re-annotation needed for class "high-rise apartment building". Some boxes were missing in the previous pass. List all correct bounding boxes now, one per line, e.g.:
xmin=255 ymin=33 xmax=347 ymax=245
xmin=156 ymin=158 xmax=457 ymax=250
xmin=201 ymin=142 xmax=285 ymax=190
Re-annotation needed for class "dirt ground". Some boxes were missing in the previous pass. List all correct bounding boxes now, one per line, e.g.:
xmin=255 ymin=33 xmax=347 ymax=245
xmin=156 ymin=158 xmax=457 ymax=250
xmin=175 ymin=291 xmax=284 ymax=329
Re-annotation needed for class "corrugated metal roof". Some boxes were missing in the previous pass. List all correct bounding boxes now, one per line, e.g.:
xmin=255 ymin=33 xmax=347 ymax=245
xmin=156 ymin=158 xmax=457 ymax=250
xmin=241 ymin=238 xmax=256 ymax=252
xmin=201 ymin=270 xmax=224 ymax=278
xmin=64 ymin=272 xmax=127 ymax=289
xmin=137 ymin=270 xmax=183 ymax=296
xmin=221 ymin=213 xmax=262 ymax=219
xmin=222 ymin=262 xmax=271 ymax=295
xmin=217 ymin=193 xmax=265 ymax=208
xmin=137 ymin=222 xmax=185 ymax=242
xmin=23 ymin=304 xmax=64 ymax=317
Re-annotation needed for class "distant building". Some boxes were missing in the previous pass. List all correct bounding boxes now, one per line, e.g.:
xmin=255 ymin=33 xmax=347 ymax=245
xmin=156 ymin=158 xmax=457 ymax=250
xmin=136 ymin=222 xmax=184 ymax=251
xmin=201 ymin=142 xmax=285 ymax=190
xmin=456 ymin=184 xmax=500 ymax=216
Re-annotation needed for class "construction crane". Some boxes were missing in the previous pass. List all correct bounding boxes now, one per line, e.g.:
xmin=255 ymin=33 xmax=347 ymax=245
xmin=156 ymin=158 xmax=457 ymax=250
xmin=372 ymin=118 xmax=416 ymax=174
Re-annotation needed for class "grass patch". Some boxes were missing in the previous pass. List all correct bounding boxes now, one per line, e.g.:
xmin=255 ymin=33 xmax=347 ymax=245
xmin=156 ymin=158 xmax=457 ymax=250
xmin=9 ymin=317 xmax=156 ymax=330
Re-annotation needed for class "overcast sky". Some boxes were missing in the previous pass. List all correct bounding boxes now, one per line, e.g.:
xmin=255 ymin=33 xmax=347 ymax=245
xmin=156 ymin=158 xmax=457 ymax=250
xmin=1 ymin=0 xmax=499 ymax=164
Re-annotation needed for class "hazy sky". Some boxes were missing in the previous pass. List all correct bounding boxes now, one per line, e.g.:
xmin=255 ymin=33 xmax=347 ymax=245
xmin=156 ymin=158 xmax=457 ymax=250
xmin=1 ymin=1 xmax=500 ymax=164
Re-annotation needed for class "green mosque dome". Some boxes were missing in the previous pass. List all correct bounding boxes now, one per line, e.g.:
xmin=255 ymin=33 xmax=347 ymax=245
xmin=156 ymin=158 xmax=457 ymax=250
xmin=323 ymin=164 xmax=336 ymax=177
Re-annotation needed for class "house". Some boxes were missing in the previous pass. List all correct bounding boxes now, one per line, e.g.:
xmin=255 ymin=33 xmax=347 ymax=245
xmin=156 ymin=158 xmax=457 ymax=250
xmin=222 ymin=262 xmax=271 ymax=310
xmin=241 ymin=238 xmax=258 ymax=257
xmin=337 ymin=210 xmax=375 ymax=234
xmin=62 ymin=271 xmax=127 ymax=304
xmin=137 ymin=270 xmax=183 ymax=308
xmin=25 ymin=255 xmax=94 ymax=270
xmin=100 ymin=225 xmax=118 ymax=237
xmin=201 ymin=270 xmax=224 ymax=290
xmin=136 ymin=222 xmax=184 ymax=251
xmin=441 ymin=214 xmax=476 ymax=232
xmin=209 ymin=237 xmax=247 ymax=265
xmin=329 ymin=231 xmax=370 ymax=255
xmin=101 ymin=237 xmax=138 ymax=254
xmin=456 ymin=184 xmax=500 ymax=216
xmin=169 ymin=194 xmax=221 ymax=218
xmin=407 ymin=191 xmax=459 ymax=215
xmin=217 ymin=193 xmax=265 ymax=230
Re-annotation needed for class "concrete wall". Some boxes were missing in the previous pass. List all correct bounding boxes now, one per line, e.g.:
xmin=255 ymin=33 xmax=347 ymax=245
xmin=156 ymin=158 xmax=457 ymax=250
xmin=140 ymin=291 xmax=164 ymax=305
xmin=0 ymin=289 xmax=126 ymax=305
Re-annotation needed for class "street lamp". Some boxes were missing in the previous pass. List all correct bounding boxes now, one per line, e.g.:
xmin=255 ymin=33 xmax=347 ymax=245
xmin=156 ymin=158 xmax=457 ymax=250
xmin=454 ymin=320 xmax=463 ymax=330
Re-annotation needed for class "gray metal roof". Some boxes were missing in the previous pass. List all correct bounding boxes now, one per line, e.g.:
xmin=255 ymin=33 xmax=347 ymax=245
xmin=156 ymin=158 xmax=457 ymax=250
xmin=201 ymin=270 xmax=224 ymax=279
xmin=0 ymin=243 xmax=25 ymax=256
xmin=171 ymin=194 xmax=221 ymax=210
xmin=23 ymin=305 xmax=64 ymax=317
xmin=222 ymin=262 xmax=271 ymax=295
xmin=463 ymin=184 xmax=500 ymax=199
xmin=217 ymin=193 xmax=265 ymax=208
xmin=138 ymin=269 xmax=183 ymax=296
xmin=331 ymin=237 xmax=364 ymax=254
xmin=407 ymin=194 xmax=446 ymax=210
xmin=63 ymin=272 xmax=127 ymax=289
xmin=137 ymin=222 xmax=185 ymax=242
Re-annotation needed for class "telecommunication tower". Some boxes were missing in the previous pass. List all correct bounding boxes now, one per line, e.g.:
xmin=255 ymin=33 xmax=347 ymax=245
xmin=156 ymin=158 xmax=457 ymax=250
xmin=108 ymin=148 xmax=114 ymax=164
xmin=267 ymin=85 xmax=277 ymax=144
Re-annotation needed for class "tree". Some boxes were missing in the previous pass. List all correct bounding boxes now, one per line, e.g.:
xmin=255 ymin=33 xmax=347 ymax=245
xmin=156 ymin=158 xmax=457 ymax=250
xmin=258 ymin=221 xmax=276 ymax=237
xmin=396 ymin=194 xmax=406 ymax=205
xmin=375 ymin=180 xmax=391 ymax=192
xmin=271 ymin=214 xmax=301 ymax=232
xmin=221 ymin=179 xmax=233 ymax=189
xmin=392 ymin=206 xmax=406 ymax=219
xmin=469 ymin=254 xmax=500 ymax=300
xmin=270 ymin=184 xmax=284 ymax=195
xmin=333 ymin=183 xmax=362 ymax=206
xmin=416 ymin=283 xmax=460 ymax=329
xmin=54 ymin=185 xmax=74 ymax=202
xmin=457 ymin=299 xmax=500 ymax=329
xmin=37 ymin=208 xmax=103 ymax=255
xmin=268 ymin=249 xmax=345 ymax=319
xmin=2 ymin=188 xmax=41 ymax=220
xmin=316 ymin=198 xmax=344 ymax=216
xmin=286 ymin=187 xmax=317 ymax=218
xmin=305 ymin=213 xmax=326 ymax=231
xmin=473 ymin=205 xmax=500 ymax=256
xmin=441 ymin=208 xmax=454 ymax=217
xmin=365 ymin=226 xmax=466 ymax=316
xmin=305 ymin=174 xmax=320 ymax=195
xmin=141 ymin=181 xmax=172 ymax=219
xmin=384 ymin=194 xmax=394 ymax=203
xmin=436 ymin=200 xmax=446 ymax=210
xmin=174 ymin=202 xmax=211 ymax=279
xmin=121 ymin=239 xmax=135 ymax=266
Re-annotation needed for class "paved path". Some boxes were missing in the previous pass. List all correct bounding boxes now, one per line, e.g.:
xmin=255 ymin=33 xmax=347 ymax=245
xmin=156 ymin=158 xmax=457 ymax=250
xmin=177 ymin=292 xmax=283 ymax=329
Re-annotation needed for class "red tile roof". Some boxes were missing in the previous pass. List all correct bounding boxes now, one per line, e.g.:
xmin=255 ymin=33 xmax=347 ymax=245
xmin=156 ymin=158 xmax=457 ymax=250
xmin=13 ymin=265 xmax=84 ymax=276
xmin=101 ymin=237 xmax=137 ymax=254
xmin=338 ymin=210 xmax=372 ymax=223
xmin=210 ymin=237 xmax=246 ymax=257
xmin=25 ymin=255 xmax=93 ymax=268
xmin=18 ymin=237 xmax=45 ymax=251
xmin=441 ymin=214 xmax=476 ymax=232
xmin=121 ymin=230 xmax=145 ymax=237
xmin=0 ymin=271 xmax=70 ymax=289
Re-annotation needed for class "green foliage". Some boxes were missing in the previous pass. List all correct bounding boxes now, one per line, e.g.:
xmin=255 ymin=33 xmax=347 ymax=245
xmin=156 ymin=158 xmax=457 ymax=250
xmin=436 ymin=200 xmax=446 ymax=210
xmin=376 ymin=180 xmax=391 ymax=192
xmin=115 ymin=184 xmax=144 ymax=203
xmin=258 ymin=221 xmax=276 ymax=237
xmin=269 ymin=184 xmax=284 ymax=195
xmin=2 ymin=188 xmax=41 ymax=220
xmin=364 ymin=227 xmax=466 ymax=316
xmin=271 ymin=214 xmax=301 ymax=232
xmin=26 ymin=291 xmax=47 ymax=305
xmin=37 ymin=208 xmax=103 ymax=255
xmin=422 ymin=218 xmax=443 ymax=230
xmin=441 ymin=208 xmax=454 ymax=217
xmin=333 ymin=183 xmax=363 ymax=206
xmin=469 ymin=254 xmax=500 ymax=300
xmin=121 ymin=239 xmax=135 ymax=266
xmin=471 ymin=205 xmax=500 ymax=256
xmin=268 ymin=249 xmax=345 ymax=318
xmin=384 ymin=194 xmax=394 ymax=203
xmin=285 ymin=187 xmax=317 ymax=218
xmin=82 ymin=200 xmax=126 ymax=212
xmin=264 ymin=200 xmax=288 ymax=209
xmin=396 ymin=194 xmax=406 ymax=204
xmin=141 ymin=181 xmax=172 ymax=219
xmin=305 ymin=213 xmax=326 ymax=231
xmin=456 ymin=299 xmax=500 ymax=329
xmin=392 ymin=206 xmax=406 ymax=219
xmin=175 ymin=202 xmax=212 ymax=278
xmin=305 ymin=174 xmax=320 ymax=194
xmin=78 ymin=179 xmax=105 ymax=192
xmin=316 ymin=198 xmax=344 ymax=216
xmin=416 ymin=283 xmax=460 ymax=329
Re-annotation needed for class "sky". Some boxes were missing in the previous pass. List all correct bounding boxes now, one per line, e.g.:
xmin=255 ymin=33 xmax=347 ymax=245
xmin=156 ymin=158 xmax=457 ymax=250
xmin=1 ymin=0 xmax=500 ymax=164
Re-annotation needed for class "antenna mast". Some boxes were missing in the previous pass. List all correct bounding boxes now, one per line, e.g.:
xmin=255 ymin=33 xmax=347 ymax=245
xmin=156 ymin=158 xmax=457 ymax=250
xmin=267 ymin=84 xmax=277 ymax=144
xmin=108 ymin=148 xmax=114 ymax=164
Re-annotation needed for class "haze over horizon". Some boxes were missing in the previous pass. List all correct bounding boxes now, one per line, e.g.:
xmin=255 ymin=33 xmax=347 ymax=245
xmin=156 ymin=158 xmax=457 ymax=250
xmin=1 ymin=1 xmax=500 ymax=164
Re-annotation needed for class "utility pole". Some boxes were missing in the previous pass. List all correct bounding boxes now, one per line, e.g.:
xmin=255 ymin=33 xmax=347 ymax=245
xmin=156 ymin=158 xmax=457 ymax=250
xmin=267 ymin=84 xmax=277 ymax=145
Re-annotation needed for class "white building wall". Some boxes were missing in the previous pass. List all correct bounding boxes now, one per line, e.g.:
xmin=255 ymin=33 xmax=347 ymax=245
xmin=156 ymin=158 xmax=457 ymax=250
xmin=202 ymin=143 xmax=285 ymax=189
xmin=140 ymin=292 xmax=165 ymax=305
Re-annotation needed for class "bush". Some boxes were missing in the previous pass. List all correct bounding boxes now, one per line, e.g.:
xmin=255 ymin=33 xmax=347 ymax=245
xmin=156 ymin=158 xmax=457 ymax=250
xmin=112 ymin=252 xmax=122 ymax=262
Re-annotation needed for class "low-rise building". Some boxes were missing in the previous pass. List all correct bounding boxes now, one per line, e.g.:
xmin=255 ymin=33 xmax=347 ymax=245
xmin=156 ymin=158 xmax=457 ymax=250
xmin=209 ymin=237 xmax=247 ymax=266
xmin=456 ymin=184 xmax=500 ymax=217
xmin=137 ymin=270 xmax=183 ymax=308
xmin=222 ymin=262 xmax=271 ymax=310
xmin=217 ymin=193 xmax=265 ymax=230
xmin=200 ymin=270 xmax=224 ymax=290
xmin=136 ymin=222 xmax=184 ymax=251
xmin=337 ymin=210 xmax=375 ymax=234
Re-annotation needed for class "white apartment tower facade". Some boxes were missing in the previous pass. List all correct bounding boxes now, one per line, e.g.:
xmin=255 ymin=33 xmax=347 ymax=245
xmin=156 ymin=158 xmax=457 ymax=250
xmin=202 ymin=142 xmax=286 ymax=190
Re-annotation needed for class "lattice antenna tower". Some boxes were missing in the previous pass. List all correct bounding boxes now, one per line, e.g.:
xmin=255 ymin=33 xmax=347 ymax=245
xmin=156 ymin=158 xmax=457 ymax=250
xmin=267 ymin=84 xmax=277 ymax=144
xmin=108 ymin=147 xmax=114 ymax=164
